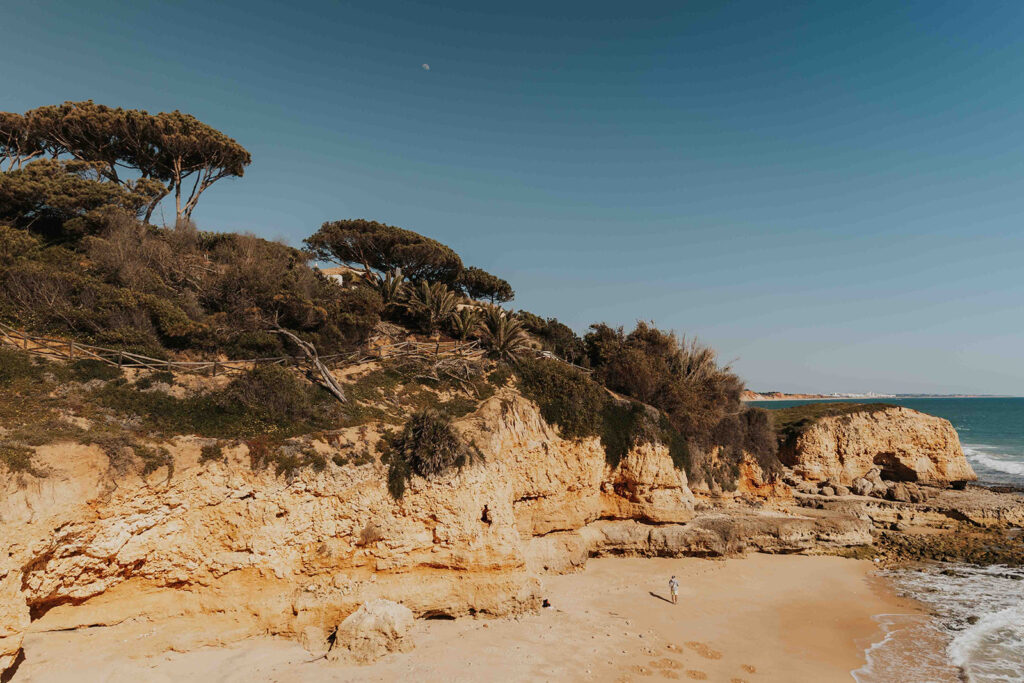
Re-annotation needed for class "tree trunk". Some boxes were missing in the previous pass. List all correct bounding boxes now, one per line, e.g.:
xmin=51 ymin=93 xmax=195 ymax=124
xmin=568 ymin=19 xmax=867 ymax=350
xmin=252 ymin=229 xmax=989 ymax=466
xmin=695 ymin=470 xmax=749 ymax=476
xmin=272 ymin=328 xmax=347 ymax=403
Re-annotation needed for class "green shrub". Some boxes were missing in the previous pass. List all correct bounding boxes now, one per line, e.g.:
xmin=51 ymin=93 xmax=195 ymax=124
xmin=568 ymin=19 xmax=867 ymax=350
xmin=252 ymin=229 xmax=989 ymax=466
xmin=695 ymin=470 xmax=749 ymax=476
xmin=584 ymin=322 xmax=744 ymax=446
xmin=0 ymin=347 xmax=37 ymax=384
xmin=0 ymin=442 xmax=37 ymax=474
xmin=599 ymin=400 xmax=690 ymax=470
xmin=245 ymin=436 xmax=279 ymax=471
xmin=740 ymin=407 xmax=779 ymax=474
xmin=1 ymin=214 xmax=382 ymax=361
xmin=217 ymin=365 xmax=326 ymax=427
xmin=486 ymin=365 xmax=512 ymax=388
xmin=200 ymin=442 xmax=225 ymax=463
xmin=92 ymin=366 xmax=340 ymax=439
xmin=134 ymin=444 xmax=173 ymax=476
xmin=134 ymin=370 xmax=175 ymax=390
xmin=244 ymin=437 xmax=327 ymax=477
xmin=515 ymin=357 xmax=605 ymax=439
xmin=518 ymin=312 xmax=586 ymax=365
xmin=69 ymin=359 xmax=121 ymax=382
xmin=600 ymin=401 xmax=648 ymax=467
xmin=384 ymin=410 xmax=476 ymax=498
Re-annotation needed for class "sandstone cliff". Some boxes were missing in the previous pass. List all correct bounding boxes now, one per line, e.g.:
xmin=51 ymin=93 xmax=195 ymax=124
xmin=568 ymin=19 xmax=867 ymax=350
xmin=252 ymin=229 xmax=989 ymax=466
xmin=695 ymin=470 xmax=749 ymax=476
xmin=0 ymin=391 xmax=869 ymax=674
xmin=778 ymin=405 xmax=976 ymax=487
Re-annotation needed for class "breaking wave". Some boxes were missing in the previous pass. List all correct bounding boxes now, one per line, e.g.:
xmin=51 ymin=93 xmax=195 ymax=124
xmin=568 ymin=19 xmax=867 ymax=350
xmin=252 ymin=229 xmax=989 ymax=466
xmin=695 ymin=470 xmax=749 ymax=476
xmin=963 ymin=444 xmax=1024 ymax=481
xmin=857 ymin=565 xmax=1024 ymax=683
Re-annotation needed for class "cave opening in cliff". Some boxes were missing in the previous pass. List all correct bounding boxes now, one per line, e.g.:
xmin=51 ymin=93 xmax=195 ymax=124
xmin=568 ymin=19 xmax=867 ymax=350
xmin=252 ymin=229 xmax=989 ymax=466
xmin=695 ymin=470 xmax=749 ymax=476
xmin=873 ymin=453 xmax=919 ymax=482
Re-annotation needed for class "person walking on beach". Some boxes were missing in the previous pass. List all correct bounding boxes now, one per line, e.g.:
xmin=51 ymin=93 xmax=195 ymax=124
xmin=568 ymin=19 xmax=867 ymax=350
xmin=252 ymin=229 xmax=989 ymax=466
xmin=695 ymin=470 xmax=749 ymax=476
xmin=669 ymin=575 xmax=679 ymax=605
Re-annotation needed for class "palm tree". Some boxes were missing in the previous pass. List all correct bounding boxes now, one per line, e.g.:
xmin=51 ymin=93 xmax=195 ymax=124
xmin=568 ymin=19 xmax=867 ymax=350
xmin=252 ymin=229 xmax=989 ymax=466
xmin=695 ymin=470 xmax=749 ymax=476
xmin=407 ymin=280 xmax=458 ymax=333
xmin=481 ymin=307 xmax=530 ymax=361
xmin=480 ymin=303 xmax=507 ymax=332
xmin=372 ymin=268 xmax=407 ymax=308
xmin=450 ymin=307 xmax=482 ymax=341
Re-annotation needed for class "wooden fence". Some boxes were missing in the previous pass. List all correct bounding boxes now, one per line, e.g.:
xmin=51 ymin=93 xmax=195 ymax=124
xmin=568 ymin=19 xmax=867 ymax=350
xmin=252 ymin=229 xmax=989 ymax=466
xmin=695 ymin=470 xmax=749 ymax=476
xmin=0 ymin=321 xmax=484 ymax=376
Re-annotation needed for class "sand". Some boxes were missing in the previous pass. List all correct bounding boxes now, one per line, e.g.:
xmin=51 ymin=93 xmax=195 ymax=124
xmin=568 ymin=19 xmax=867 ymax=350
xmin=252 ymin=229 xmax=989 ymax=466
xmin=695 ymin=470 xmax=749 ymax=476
xmin=11 ymin=554 xmax=922 ymax=682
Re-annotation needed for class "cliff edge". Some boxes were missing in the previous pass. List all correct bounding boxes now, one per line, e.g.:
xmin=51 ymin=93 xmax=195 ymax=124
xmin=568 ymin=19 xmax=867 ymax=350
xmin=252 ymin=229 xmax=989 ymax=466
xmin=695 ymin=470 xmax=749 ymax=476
xmin=0 ymin=391 xmax=853 ymax=674
xmin=777 ymin=404 xmax=975 ymax=487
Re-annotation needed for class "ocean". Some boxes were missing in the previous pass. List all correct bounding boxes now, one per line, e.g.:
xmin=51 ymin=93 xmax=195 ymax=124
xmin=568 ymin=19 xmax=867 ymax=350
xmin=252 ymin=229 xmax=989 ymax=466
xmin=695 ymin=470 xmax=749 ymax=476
xmin=754 ymin=397 xmax=1024 ymax=683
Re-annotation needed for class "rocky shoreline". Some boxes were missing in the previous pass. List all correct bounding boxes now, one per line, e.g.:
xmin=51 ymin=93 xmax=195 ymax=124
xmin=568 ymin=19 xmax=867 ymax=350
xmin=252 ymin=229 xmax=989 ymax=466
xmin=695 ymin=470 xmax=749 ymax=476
xmin=2 ymin=397 xmax=1022 ymax=677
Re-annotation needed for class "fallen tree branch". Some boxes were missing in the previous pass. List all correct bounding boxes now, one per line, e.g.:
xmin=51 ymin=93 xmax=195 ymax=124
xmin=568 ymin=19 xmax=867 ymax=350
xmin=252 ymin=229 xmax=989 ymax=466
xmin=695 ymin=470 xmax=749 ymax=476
xmin=272 ymin=327 xmax=347 ymax=403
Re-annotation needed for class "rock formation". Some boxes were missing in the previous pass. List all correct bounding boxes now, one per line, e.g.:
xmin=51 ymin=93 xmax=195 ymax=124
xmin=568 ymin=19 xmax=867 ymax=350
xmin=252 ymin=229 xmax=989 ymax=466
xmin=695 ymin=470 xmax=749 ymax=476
xmin=326 ymin=599 xmax=414 ymax=663
xmin=778 ymin=406 xmax=975 ymax=487
xmin=0 ymin=394 xmax=993 ymax=675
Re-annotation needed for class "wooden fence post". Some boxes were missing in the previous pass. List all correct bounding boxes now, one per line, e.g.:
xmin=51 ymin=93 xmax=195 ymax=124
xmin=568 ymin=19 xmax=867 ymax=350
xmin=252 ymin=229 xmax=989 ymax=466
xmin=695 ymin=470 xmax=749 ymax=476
xmin=212 ymin=361 xmax=218 ymax=377
xmin=117 ymin=351 xmax=123 ymax=368
xmin=69 ymin=341 xmax=74 ymax=360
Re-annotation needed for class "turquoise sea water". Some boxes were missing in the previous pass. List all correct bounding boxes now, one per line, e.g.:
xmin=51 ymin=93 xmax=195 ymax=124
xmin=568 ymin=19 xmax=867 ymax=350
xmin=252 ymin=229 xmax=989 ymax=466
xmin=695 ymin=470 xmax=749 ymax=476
xmin=751 ymin=397 xmax=1024 ymax=487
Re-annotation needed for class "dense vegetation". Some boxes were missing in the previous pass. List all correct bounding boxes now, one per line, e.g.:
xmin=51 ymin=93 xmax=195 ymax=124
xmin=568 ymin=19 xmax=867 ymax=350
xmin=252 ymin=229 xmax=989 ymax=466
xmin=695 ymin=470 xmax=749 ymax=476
xmin=514 ymin=353 xmax=771 ymax=488
xmin=1 ymin=101 xmax=250 ymax=223
xmin=582 ymin=322 xmax=777 ymax=488
xmin=382 ymin=410 xmax=479 ymax=498
xmin=0 ymin=99 xmax=782 ymax=492
xmin=518 ymin=312 xmax=586 ymax=365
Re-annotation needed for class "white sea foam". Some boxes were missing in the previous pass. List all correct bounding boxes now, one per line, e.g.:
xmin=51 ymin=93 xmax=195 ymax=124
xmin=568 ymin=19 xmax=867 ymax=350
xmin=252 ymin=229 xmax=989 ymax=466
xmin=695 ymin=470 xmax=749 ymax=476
xmin=949 ymin=603 xmax=1024 ymax=681
xmin=963 ymin=444 xmax=1024 ymax=477
xmin=870 ymin=565 xmax=1024 ymax=683
xmin=852 ymin=613 xmax=957 ymax=682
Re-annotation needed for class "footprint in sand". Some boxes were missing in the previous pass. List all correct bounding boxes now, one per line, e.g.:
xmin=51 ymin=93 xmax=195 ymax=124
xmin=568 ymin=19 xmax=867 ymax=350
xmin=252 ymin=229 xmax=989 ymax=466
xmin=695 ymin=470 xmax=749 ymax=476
xmin=666 ymin=643 xmax=684 ymax=653
xmin=649 ymin=658 xmax=683 ymax=670
xmin=685 ymin=641 xmax=723 ymax=660
xmin=685 ymin=671 xmax=708 ymax=681
xmin=660 ymin=672 xmax=680 ymax=680
xmin=742 ymin=664 xmax=757 ymax=674
xmin=629 ymin=664 xmax=654 ymax=677
xmin=731 ymin=679 xmax=749 ymax=683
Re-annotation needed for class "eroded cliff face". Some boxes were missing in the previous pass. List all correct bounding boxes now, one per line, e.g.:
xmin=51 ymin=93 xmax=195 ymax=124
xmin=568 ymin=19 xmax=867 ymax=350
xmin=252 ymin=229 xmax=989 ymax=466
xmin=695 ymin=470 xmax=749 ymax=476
xmin=0 ymin=392 xmax=690 ymax=671
xmin=779 ymin=406 xmax=976 ymax=487
xmin=0 ymin=391 xmax=872 ymax=674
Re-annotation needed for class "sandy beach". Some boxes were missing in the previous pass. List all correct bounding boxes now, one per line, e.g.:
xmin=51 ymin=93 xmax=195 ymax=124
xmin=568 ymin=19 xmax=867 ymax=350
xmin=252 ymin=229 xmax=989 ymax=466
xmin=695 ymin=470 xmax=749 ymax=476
xmin=12 ymin=554 xmax=922 ymax=682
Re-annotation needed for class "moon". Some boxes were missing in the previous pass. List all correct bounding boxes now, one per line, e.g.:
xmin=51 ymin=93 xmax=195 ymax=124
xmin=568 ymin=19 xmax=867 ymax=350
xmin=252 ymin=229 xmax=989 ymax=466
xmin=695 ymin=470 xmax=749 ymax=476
xmin=421 ymin=63 xmax=430 ymax=71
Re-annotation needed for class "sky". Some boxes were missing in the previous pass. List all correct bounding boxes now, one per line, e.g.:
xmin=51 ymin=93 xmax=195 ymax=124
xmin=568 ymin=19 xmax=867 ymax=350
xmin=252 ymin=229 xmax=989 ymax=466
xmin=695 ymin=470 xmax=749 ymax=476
xmin=3 ymin=0 xmax=1023 ymax=394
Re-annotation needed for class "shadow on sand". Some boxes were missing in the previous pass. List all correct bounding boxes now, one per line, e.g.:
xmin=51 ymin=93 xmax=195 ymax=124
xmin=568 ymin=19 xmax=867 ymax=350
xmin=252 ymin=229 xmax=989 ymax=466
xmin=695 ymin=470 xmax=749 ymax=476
xmin=649 ymin=591 xmax=674 ymax=604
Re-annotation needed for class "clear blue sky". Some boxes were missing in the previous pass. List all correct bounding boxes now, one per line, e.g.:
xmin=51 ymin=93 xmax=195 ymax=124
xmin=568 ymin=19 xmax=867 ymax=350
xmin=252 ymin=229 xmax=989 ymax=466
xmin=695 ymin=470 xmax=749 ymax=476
xmin=4 ymin=1 xmax=1023 ymax=394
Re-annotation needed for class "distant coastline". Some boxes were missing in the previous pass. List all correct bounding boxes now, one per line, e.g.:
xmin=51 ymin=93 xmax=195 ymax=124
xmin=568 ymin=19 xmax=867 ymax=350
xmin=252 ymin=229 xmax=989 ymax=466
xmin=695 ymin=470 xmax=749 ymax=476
xmin=742 ymin=391 xmax=1012 ymax=401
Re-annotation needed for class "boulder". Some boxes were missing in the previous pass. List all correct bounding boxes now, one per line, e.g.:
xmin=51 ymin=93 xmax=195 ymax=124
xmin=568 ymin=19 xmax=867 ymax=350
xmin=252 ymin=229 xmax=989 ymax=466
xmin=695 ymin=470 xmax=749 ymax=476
xmin=851 ymin=478 xmax=873 ymax=497
xmin=886 ymin=483 xmax=912 ymax=503
xmin=906 ymin=483 xmax=924 ymax=504
xmin=327 ymin=599 xmax=414 ymax=664
xmin=820 ymin=486 xmax=836 ymax=497
xmin=778 ymin=406 xmax=976 ymax=487
xmin=298 ymin=625 xmax=332 ymax=657
xmin=834 ymin=485 xmax=851 ymax=497
xmin=865 ymin=468 xmax=884 ymax=488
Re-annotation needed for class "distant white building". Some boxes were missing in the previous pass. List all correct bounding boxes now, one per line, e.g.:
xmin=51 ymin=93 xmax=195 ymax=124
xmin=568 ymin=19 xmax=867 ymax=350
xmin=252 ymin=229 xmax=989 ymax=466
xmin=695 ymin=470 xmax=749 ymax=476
xmin=316 ymin=265 xmax=364 ymax=286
